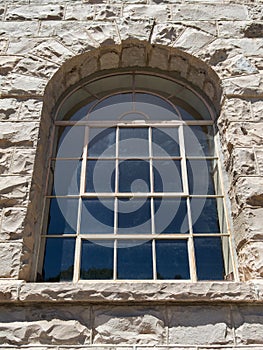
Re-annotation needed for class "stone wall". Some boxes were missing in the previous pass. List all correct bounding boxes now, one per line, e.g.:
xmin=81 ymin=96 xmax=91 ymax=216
xmin=0 ymin=0 xmax=262 ymax=348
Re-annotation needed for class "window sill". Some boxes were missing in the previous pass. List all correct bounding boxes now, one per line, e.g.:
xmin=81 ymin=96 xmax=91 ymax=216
xmin=0 ymin=280 xmax=262 ymax=304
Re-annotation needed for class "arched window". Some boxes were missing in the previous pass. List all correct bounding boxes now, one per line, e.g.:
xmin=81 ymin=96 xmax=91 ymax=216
xmin=38 ymin=72 xmax=236 ymax=282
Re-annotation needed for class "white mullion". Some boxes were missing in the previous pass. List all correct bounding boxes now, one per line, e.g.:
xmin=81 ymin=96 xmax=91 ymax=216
xmin=73 ymin=197 xmax=82 ymax=283
xmin=114 ymin=127 xmax=119 ymax=281
xmin=80 ymin=127 xmax=89 ymax=195
xmin=152 ymin=239 xmax=157 ymax=280
xmin=178 ymin=125 xmax=189 ymax=195
xmin=149 ymin=127 xmax=156 ymax=280
xmin=113 ymin=239 xmax=117 ymax=280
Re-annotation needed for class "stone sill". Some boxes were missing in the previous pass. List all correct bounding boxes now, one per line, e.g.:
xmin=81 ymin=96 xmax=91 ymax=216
xmin=0 ymin=280 xmax=263 ymax=304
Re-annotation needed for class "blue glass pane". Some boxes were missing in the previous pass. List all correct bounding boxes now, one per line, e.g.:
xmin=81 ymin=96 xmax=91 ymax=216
xmin=69 ymin=101 xmax=97 ymax=121
xmin=51 ymin=160 xmax=81 ymax=195
xmin=156 ymin=240 xmax=190 ymax=280
xmin=152 ymin=128 xmax=180 ymax=157
xmin=187 ymin=159 xmax=217 ymax=195
xmin=119 ymin=128 xmax=148 ymax=157
xmin=154 ymin=198 xmax=188 ymax=234
xmin=81 ymin=199 xmax=114 ymax=234
xmin=153 ymin=160 xmax=182 ymax=192
xmin=80 ymin=240 xmax=113 ymax=279
xmin=55 ymin=126 xmax=85 ymax=158
xmin=47 ymin=198 xmax=78 ymax=234
xmin=42 ymin=238 xmax=75 ymax=282
xmin=184 ymin=125 xmax=214 ymax=156
xmin=194 ymin=237 xmax=224 ymax=280
xmin=88 ymin=128 xmax=116 ymax=157
xmin=119 ymin=160 xmax=150 ymax=193
xmin=117 ymin=241 xmax=153 ymax=279
xmin=89 ymin=94 xmax=133 ymax=121
xmin=191 ymin=198 xmax=221 ymax=233
xmin=118 ymin=198 xmax=151 ymax=233
xmin=134 ymin=93 xmax=179 ymax=120
xmin=86 ymin=160 xmax=115 ymax=193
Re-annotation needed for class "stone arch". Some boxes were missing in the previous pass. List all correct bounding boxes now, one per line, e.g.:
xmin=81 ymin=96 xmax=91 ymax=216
xmin=21 ymin=40 xmax=225 ymax=281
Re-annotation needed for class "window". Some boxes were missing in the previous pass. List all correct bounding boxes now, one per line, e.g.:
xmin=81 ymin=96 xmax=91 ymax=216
xmin=38 ymin=72 xmax=236 ymax=282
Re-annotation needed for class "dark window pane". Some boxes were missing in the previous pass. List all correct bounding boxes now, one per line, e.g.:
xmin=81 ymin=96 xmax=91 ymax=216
xmin=88 ymin=128 xmax=116 ymax=157
xmin=194 ymin=237 xmax=224 ymax=280
xmin=134 ymin=93 xmax=179 ymax=120
xmin=42 ymin=238 xmax=75 ymax=282
xmin=119 ymin=160 xmax=150 ymax=193
xmin=118 ymin=198 xmax=151 ymax=233
xmin=47 ymin=198 xmax=78 ymax=234
xmin=187 ymin=159 xmax=217 ymax=195
xmin=156 ymin=240 xmax=190 ymax=280
xmin=119 ymin=128 xmax=148 ymax=157
xmin=81 ymin=199 xmax=114 ymax=234
xmin=154 ymin=198 xmax=188 ymax=234
xmin=80 ymin=240 xmax=113 ymax=279
xmin=117 ymin=241 xmax=153 ymax=279
xmin=86 ymin=160 xmax=115 ymax=193
xmin=89 ymin=94 xmax=133 ymax=121
xmin=191 ymin=198 xmax=221 ymax=233
xmin=54 ymin=126 xmax=85 ymax=158
xmin=184 ymin=125 xmax=214 ymax=156
xmin=51 ymin=159 xmax=81 ymax=196
xmin=153 ymin=160 xmax=182 ymax=192
xmin=152 ymin=128 xmax=180 ymax=157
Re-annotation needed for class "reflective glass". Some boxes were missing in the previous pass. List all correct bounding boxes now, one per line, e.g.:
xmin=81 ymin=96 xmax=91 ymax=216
xmin=119 ymin=160 xmax=150 ymax=193
xmin=152 ymin=128 xmax=180 ymax=157
xmin=156 ymin=240 xmax=190 ymax=279
xmin=184 ymin=125 xmax=214 ymax=156
xmin=117 ymin=240 xmax=153 ymax=279
xmin=47 ymin=198 xmax=79 ymax=234
xmin=54 ymin=126 xmax=85 ymax=158
xmin=154 ymin=198 xmax=188 ymax=234
xmin=80 ymin=240 xmax=113 ymax=279
xmin=89 ymin=94 xmax=133 ymax=120
xmin=118 ymin=198 xmax=151 ymax=233
xmin=134 ymin=93 xmax=179 ymax=120
xmin=42 ymin=238 xmax=75 ymax=282
xmin=153 ymin=160 xmax=182 ymax=192
xmin=81 ymin=199 xmax=114 ymax=234
xmin=191 ymin=198 xmax=221 ymax=233
xmin=51 ymin=160 xmax=81 ymax=196
xmin=86 ymin=160 xmax=115 ymax=193
xmin=187 ymin=159 xmax=217 ymax=195
xmin=88 ymin=128 xmax=116 ymax=158
xmin=194 ymin=237 xmax=224 ymax=280
xmin=119 ymin=128 xmax=148 ymax=157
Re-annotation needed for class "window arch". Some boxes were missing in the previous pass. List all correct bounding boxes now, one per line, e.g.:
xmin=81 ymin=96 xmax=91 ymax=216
xmin=38 ymin=72 xmax=236 ymax=282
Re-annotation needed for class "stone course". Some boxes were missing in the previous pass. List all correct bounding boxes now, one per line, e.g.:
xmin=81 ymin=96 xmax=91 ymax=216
xmin=0 ymin=0 xmax=262 ymax=348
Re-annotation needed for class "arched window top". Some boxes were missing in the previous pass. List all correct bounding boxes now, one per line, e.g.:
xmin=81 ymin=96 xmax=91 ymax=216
xmin=56 ymin=72 xmax=213 ymax=122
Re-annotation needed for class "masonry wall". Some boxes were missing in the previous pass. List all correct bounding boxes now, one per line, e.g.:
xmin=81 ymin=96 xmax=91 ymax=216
xmin=0 ymin=0 xmax=262 ymax=348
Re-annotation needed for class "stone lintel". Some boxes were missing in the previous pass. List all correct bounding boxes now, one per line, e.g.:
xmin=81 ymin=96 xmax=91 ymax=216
xmin=0 ymin=280 xmax=262 ymax=304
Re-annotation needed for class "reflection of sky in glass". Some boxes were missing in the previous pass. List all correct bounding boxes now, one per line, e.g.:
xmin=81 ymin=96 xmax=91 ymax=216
xmin=81 ymin=199 xmax=114 ymax=234
xmin=42 ymin=238 xmax=75 ymax=282
xmin=187 ymin=159 xmax=216 ymax=195
xmin=80 ymin=240 xmax=113 ymax=279
xmin=194 ymin=237 xmax=224 ymax=280
xmin=119 ymin=160 xmax=150 ymax=193
xmin=52 ymin=159 xmax=81 ymax=196
xmin=119 ymin=128 xmax=148 ymax=157
xmin=152 ymin=128 xmax=180 ymax=157
xmin=86 ymin=160 xmax=115 ymax=193
xmin=88 ymin=128 xmax=116 ymax=158
xmin=154 ymin=198 xmax=188 ymax=234
xmin=55 ymin=126 xmax=85 ymax=158
xmin=153 ymin=160 xmax=182 ymax=192
xmin=156 ymin=240 xmax=190 ymax=279
xmin=118 ymin=198 xmax=151 ymax=233
xmin=184 ymin=125 xmax=214 ymax=156
xmin=117 ymin=240 xmax=153 ymax=279
xmin=191 ymin=198 xmax=220 ymax=233
xmin=47 ymin=198 xmax=78 ymax=234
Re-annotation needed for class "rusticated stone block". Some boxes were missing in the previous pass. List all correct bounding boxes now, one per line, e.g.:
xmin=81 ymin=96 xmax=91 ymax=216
xmin=255 ymin=149 xmax=263 ymax=175
xmin=121 ymin=45 xmax=146 ymax=67
xmin=234 ymin=176 xmax=263 ymax=208
xmin=93 ymin=306 xmax=166 ymax=345
xmin=65 ymin=4 xmax=95 ymax=20
xmin=0 ymin=99 xmax=21 ymax=121
xmin=251 ymin=99 xmax=263 ymax=122
xmin=149 ymin=46 xmax=169 ymax=70
xmin=168 ymin=305 xmax=233 ymax=345
xmin=117 ymin=19 xmax=153 ymax=41
xmin=123 ymin=5 xmax=170 ymax=22
xmin=1 ymin=207 xmax=27 ymax=239
xmin=151 ymin=23 xmax=185 ymax=45
xmin=0 ymin=242 xmax=21 ymax=278
xmin=19 ymin=99 xmax=43 ymax=121
xmin=0 ymin=22 xmax=39 ymax=38
xmin=174 ymin=27 xmax=214 ymax=55
xmin=223 ymin=74 xmax=263 ymax=96
xmin=0 ymin=175 xmax=29 ymax=206
xmin=95 ymin=5 xmax=122 ymax=21
xmin=1 ymin=74 xmax=47 ymax=97
xmin=227 ymin=148 xmax=256 ymax=179
xmin=238 ymin=241 xmax=263 ymax=280
xmin=31 ymin=39 xmax=74 ymax=64
xmin=0 ymin=150 xmax=12 ymax=174
xmin=220 ymin=98 xmax=252 ymax=123
xmin=170 ymin=54 xmax=189 ymax=78
xmin=100 ymin=51 xmax=120 ymax=70
xmin=0 ymin=122 xmax=39 ymax=146
xmin=9 ymin=149 xmax=35 ymax=175
xmin=6 ymin=5 xmax=64 ymax=21
xmin=15 ymin=56 xmax=59 ymax=80
xmin=0 ymin=56 xmax=21 ymax=76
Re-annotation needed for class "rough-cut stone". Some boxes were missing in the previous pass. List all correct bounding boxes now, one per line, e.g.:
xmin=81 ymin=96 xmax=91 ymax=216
xmin=19 ymin=99 xmax=43 ymax=120
xmin=65 ymin=4 xmax=95 ymax=20
xmin=100 ymin=50 xmax=120 ymax=70
xmin=227 ymin=148 xmax=257 ymax=179
xmin=238 ymin=242 xmax=263 ymax=280
xmin=15 ymin=56 xmax=59 ymax=79
xmin=121 ymin=45 xmax=146 ymax=67
xmin=123 ymin=5 xmax=170 ymax=22
xmin=0 ymin=56 xmax=21 ymax=75
xmin=255 ymin=149 xmax=263 ymax=175
xmin=1 ymin=207 xmax=27 ymax=239
xmin=174 ymin=27 xmax=214 ymax=55
xmin=0 ymin=175 xmax=29 ymax=206
xmin=0 ymin=122 xmax=39 ymax=147
xmin=117 ymin=19 xmax=154 ymax=41
xmin=168 ymin=305 xmax=233 ymax=345
xmin=0 ymin=99 xmax=21 ymax=121
xmin=0 ymin=150 xmax=12 ymax=174
xmin=10 ymin=149 xmax=36 ymax=175
xmin=220 ymin=98 xmax=252 ymax=122
xmin=151 ymin=23 xmax=185 ymax=45
xmin=1 ymin=74 xmax=47 ymax=96
xmin=6 ymin=5 xmax=64 ymax=21
xmin=243 ymin=22 xmax=263 ymax=38
xmin=93 ymin=309 xmax=166 ymax=344
xmin=0 ymin=242 xmax=21 ymax=278
xmin=0 ymin=22 xmax=39 ymax=37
